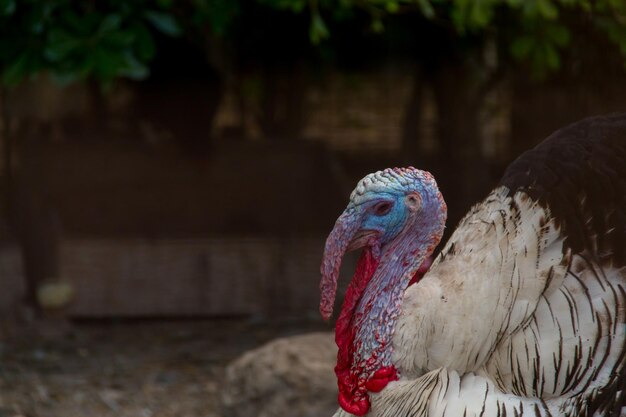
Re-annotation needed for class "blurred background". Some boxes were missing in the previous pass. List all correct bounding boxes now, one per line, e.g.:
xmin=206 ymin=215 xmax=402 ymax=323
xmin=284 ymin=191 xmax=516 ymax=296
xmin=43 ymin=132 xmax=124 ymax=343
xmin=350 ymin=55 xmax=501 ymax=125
xmin=1 ymin=0 xmax=626 ymax=416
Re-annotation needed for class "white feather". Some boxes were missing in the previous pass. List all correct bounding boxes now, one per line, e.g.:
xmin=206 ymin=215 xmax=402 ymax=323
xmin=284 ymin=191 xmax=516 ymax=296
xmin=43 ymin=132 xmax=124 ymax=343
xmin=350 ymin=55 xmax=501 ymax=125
xmin=359 ymin=187 xmax=626 ymax=417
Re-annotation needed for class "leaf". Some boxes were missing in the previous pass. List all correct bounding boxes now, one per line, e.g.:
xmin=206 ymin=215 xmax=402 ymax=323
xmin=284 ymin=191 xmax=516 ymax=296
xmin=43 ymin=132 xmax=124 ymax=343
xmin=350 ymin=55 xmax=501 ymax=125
xmin=92 ymin=47 xmax=121 ymax=81
xmin=546 ymin=24 xmax=570 ymax=46
xmin=451 ymin=0 xmax=496 ymax=32
xmin=156 ymin=0 xmax=174 ymax=8
xmin=371 ymin=18 xmax=384 ymax=33
xmin=309 ymin=13 xmax=329 ymax=44
xmin=259 ymin=0 xmax=306 ymax=12
xmin=469 ymin=1 xmax=493 ymax=29
xmin=510 ymin=36 xmax=534 ymax=60
xmin=417 ymin=0 xmax=435 ymax=19
xmin=0 ymin=0 xmax=15 ymax=17
xmin=2 ymin=56 xmax=28 ymax=86
xmin=62 ymin=10 xmax=101 ymax=35
xmin=77 ymin=52 xmax=96 ymax=78
xmin=119 ymin=52 xmax=149 ymax=80
xmin=578 ymin=0 xmax=591 ymax=12
xmin=132 ymin=24 xmax=156 ymax=61
xmin=102 ymin=30 xmax=135 ymax=48
xmin=506 ymin=0 xmax=523 ymax=7
xmin=99 ymin=14 xmax=122 ymax=33
xmin=2 ymin=50 xmax=41 ymax=86
xmin=536 ymin=0 xmax=558 ymax=20
xmin=44 ymin=29 xmax=81 ymax=62
xmin=25 ymin=3 xmax=55 ymax=34
xmin=544 ymin=43 xmax=560 ymax=69
xmin=385 ymin=1 xmax=399 ymax=13
xmin=194 ymin=0 xmax=241 ymax=35
xmin=144 ymin=10 xmax=182 ymax=37
xmin=288 ymin=0 xmax=306 ymax=13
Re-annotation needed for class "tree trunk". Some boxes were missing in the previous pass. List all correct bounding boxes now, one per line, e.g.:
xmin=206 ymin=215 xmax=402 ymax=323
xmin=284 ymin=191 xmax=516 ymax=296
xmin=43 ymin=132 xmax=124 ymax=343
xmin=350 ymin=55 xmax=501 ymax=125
xmin=0 ymin=88 xmax=11 ymax=199
xmin=432 ymin=61 xmax=490 ymax=229
xmin=401 ymin=68 xmax=424 ymax=154
xmin=2 ymin=88 xmax=61 ymax=314
xmin=12 ymin=178 xmax=61 ymax=313
xmin=258 ymin=61 xmax=308 ymax=141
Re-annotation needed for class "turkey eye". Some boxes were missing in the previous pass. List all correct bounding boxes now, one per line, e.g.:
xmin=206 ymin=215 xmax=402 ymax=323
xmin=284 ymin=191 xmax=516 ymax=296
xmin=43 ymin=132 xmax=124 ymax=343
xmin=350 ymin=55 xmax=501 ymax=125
xmin=373 ymin=202 xmax=393 ymax=216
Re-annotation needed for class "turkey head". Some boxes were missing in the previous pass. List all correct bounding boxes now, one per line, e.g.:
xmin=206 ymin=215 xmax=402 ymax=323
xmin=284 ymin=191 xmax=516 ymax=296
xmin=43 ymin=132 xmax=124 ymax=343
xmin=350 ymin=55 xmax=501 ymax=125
xmin=320 ymin=167 xmax=447 ymax=416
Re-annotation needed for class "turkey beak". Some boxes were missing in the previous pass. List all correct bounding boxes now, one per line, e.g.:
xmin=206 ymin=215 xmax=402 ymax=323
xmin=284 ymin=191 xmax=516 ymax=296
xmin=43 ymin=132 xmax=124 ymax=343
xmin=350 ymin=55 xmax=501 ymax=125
xmin=320 ymin=207 xmax=364 ymax=321
xmin=346 ymin=229 xmax=379 ymax=252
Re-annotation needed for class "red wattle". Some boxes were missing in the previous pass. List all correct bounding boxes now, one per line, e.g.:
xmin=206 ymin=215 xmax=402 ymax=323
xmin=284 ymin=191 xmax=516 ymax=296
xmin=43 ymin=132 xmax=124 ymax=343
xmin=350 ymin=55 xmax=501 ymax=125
xmin=365 ymin=365 xmax=398 ymax=392
xmin=338 ymin=391 xmax=370 ymax=416
xmin=335 ymin=248 xmax=379 ymax=416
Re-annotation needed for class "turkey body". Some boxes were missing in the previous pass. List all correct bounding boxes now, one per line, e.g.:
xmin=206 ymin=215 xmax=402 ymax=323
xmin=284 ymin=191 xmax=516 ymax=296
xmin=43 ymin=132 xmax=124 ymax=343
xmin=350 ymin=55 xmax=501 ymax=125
xmin=329 ymin=114 xmax=626 ymax=417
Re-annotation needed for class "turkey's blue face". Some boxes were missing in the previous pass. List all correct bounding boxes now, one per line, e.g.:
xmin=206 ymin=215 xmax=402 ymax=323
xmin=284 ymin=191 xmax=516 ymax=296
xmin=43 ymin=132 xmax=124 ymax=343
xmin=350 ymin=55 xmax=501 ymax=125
xmin=320 ymin=167 xmax=447 ymax=416
xmin=320 ymin=167 xmax=440 ymax=321
xmin=348 ymin=191 xmax=421 ymax=255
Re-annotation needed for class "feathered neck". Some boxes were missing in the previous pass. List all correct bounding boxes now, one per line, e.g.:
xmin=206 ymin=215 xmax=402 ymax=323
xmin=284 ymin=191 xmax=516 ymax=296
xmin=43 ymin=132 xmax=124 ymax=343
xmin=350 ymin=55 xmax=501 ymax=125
xmin=335 ymin=191 xmax=446 ymax=416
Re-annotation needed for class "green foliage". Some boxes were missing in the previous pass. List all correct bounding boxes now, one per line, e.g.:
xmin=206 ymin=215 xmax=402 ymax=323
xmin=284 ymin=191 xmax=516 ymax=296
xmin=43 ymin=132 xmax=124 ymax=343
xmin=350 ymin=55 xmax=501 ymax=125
xmin=450 ymin=0 xmax=500 ymax=32
xmin=144 ymin=10 xmax=182 ymax=37
xmin=2 ymin=0 xmax=626 ymax=87
xmin=187 ymin=0 xmax=241 ymax=36
xmin=323 ymin=0 xmax=626 ymax=76
xmin=310 ymin=12 xmax=331 ymax=43
xmin=199 ymin=0 xmax=626 ymax=76
xmin=0 ymin=0 xmax=182 ymax=87
xmin=259 ymin=0 xmax=308 ymax=13
xmin=510 ymin=22 xmax=570 ymax=76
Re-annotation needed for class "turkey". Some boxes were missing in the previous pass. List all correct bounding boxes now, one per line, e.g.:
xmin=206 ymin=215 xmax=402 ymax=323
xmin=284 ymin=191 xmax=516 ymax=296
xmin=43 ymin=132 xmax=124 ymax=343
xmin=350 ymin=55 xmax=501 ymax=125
xmin=320 ymin=114 xmax=626 ymax=417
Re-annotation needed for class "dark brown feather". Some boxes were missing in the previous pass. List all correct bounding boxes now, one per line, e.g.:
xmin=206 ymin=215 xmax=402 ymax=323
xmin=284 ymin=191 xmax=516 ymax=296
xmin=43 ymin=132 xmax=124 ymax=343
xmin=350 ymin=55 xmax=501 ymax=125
xmin=499 ymin=113 xmax=626 ymax=267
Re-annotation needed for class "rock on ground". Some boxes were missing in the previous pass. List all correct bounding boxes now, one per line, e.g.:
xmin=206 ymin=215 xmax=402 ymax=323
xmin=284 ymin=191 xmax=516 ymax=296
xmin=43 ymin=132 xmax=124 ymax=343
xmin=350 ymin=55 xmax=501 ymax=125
xmin=221 ymin=332 xmax=338 ymax=417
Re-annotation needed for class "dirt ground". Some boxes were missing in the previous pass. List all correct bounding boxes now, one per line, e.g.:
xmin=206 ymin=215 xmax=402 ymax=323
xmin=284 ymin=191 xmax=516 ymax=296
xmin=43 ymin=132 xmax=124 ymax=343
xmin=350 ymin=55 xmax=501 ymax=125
xmin=0 ymin=318 xmax=328 ymax=417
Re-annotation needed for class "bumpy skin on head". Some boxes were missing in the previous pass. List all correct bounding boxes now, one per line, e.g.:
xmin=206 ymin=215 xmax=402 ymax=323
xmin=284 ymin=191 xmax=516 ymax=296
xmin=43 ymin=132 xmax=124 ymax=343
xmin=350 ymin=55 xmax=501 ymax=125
xmin=349 ymin=167 xmax=433 ymax=200
xmin=320 ymin=167 xmax=447 ymax=416
xmin=320 ymin=167 xmax=444 ymax=320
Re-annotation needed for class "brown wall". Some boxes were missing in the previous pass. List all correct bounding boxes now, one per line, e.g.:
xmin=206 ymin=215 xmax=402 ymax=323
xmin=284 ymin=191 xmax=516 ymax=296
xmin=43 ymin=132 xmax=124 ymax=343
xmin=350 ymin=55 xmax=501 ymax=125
xmin=5 ymin=63 xmax=626 ymax=318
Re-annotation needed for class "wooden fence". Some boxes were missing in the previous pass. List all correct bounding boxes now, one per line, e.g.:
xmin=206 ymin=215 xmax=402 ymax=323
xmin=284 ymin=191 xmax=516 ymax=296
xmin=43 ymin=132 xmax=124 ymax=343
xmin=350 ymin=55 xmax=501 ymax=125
xmin=47 ymin=237 xmax=352 ymax=318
